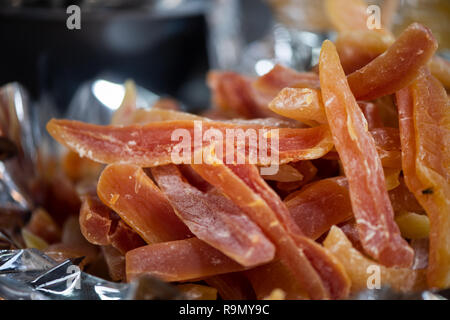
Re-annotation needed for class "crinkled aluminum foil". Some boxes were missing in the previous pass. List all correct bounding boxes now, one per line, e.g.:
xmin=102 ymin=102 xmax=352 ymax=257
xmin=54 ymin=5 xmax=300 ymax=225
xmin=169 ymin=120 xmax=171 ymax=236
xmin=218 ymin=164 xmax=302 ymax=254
xmin=0 ymin=249 xmax=184 ymax=300
xmin=0 ymin=81 xmax=447 ymax=300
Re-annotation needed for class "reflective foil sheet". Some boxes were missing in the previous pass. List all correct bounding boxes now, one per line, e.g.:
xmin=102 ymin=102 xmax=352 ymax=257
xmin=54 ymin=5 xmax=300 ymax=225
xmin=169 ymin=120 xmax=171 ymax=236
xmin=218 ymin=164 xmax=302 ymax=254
xmin=0 ymin=249 xmax=184 ymax=300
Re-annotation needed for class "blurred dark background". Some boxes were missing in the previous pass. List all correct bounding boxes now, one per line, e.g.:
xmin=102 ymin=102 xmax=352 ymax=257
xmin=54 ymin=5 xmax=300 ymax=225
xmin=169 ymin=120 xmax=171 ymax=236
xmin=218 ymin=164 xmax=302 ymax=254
xmin=0 ymin=0 xmax=273 ymax=112
xmin=2 ymin=0 xmax=446 ymax=113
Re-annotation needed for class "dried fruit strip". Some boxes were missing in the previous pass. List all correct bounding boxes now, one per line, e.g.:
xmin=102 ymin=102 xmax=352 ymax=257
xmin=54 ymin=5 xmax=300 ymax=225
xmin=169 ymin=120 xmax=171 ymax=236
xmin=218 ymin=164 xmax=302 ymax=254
xmin=324 ymin=226 xmax=426 ymax=294
xmin=151 ymin=164 xmax=275 ymax=267
xmin=97 ymin=163 xmax=191 ymax=244
xmin=126 ymin=238 xmax=246 ymax=282
xmin=46 ymin=119 xmax=333 ymax=166
xmin=347 ymin=23 xmax=437 ymax=100
xmin=285 ymin=177 xmax=353 ymax=239
xmin=192 ymin=161 xmax=350 ymax=299
xmin=396 ymin=68 xmax=450 ymax=288
xmin=319 ymin=40 xmax=413 ymax=267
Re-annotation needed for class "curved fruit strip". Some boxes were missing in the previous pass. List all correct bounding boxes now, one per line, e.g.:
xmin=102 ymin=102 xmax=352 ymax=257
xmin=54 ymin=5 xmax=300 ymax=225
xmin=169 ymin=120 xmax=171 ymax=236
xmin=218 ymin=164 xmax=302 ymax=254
xmin=267 ymin=87 xmax=403 ymax=168
xmin=396 ymin=68 xmax=450 ymax=288
xmin=358 ymin=102 xmax=383 ymax=130
xmin=370 ymin=127 xmax=402 ymax=169
xmin=102 ymin=245 xmax=126 ymax=281
xmin=231 ymin=163 xmax=352 ymax=300
xmin=126 ymin=238 xmax=246 ymax=282
xmin=192 ymin=159 xmax=351 ymax=299
xmin=319 ymin=40 xmax=413 ymax=268
xmin=97 ymin=163 xmax=192 ymax=244
xmin=324 ymin=226 xmax=427 ymax=294
xmin=79 ymin=194 xmax=115 ymax=246
xmin=336 ymin=31 xmax=394 ymax=74
xmin=268 ymin=87 xmax=327 ymax=126
xmin=285 ymin=177 xmax=353 ymax=239
xmin=46 ymin=119 xmax=334 ymax=166
xmin=430 ymin=56 xmax=450 ymax=89
xmin=389 ymin=177 xmax=424 ymax=214
xmin=207 ymin=71 xmax=272 ymax=118
xmin=253 ymin=64 xmax=320 ymax=96
xmin=347 ymin=23 xmax=438 ymax=101
xmin=151 ymin=164 xmax=276 ymax=267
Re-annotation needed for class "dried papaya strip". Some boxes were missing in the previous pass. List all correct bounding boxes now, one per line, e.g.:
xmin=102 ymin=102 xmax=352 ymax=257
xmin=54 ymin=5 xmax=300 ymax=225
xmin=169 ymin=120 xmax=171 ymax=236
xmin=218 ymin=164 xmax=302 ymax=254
xmin=79 ymin=194 xmax=114 ymax=246
xmin=285 ymin=177 xmax=353 ymax=240
xmin=370 ymin=127 xmax=402 ymax=169
xmin=253 ymin=64 xmax=320 ymax=96
xmin=389 ymin=177 xmax=424 ymax=214
xmin=324 ymin=226 xmax=427 ymax=294
xmin=125 ymin=238 xmax=246 ymax=282
xmin=347 ymin=23 xmax=438 ymax=101
xmin=102 ymin=245 xmax=126 ymax=281
xmin=336 ymin=31 xmax=394 ymax=74
xmin=396 ymin=68 xmax=450 ymax=288
xmin=374 ymin=95 xmax=398 ymax=128
xmin=46 ymin=119 xmax=334 ymax=166
xmin=383 ymin=167 xmax=401 ymax=191
xmin=269 ymin=86 xmax=384 ymax=130
xmin=339 ymin=220 xmax=364 ymax=253
xmin=268 ymin=87 xmax=327 ymax=126
xmin=319 ymin=40 xmax=413 ymax=267
xmin=25 ymin=208 xmax=61 ymax=244
xmin=151 ymin=164 xmax=275 ymax=267
xmin=219 ymin=164 xmax=351 ymax=300
xmin=192 ymin=161 xmax=350 ymax=299
xmin=348 ymin=129 xmax=402 ymax=168
xmin=358 ymin=102 xmax=383 ymax=130
xmin=97 ymin=163 xmax=192 ymax=244
xmin=79 ymin=194 xmax=145 ymax=254
xmin=109 ymin=219 xmax=146 ymax=254
xmin=261 ymin=163 xmax=304 ymax=182
xmin=191 ymin=162 xmax=327 ymax=299
xmin=274 ymin=161 xmax=318 ymax=193
xmin=62 ymin=150 xmax=102 ymax=183
xmin=267 ymin=87 xmax=401 ymax=167
xmin=207 ymin=71 xmax=271 ymax=118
